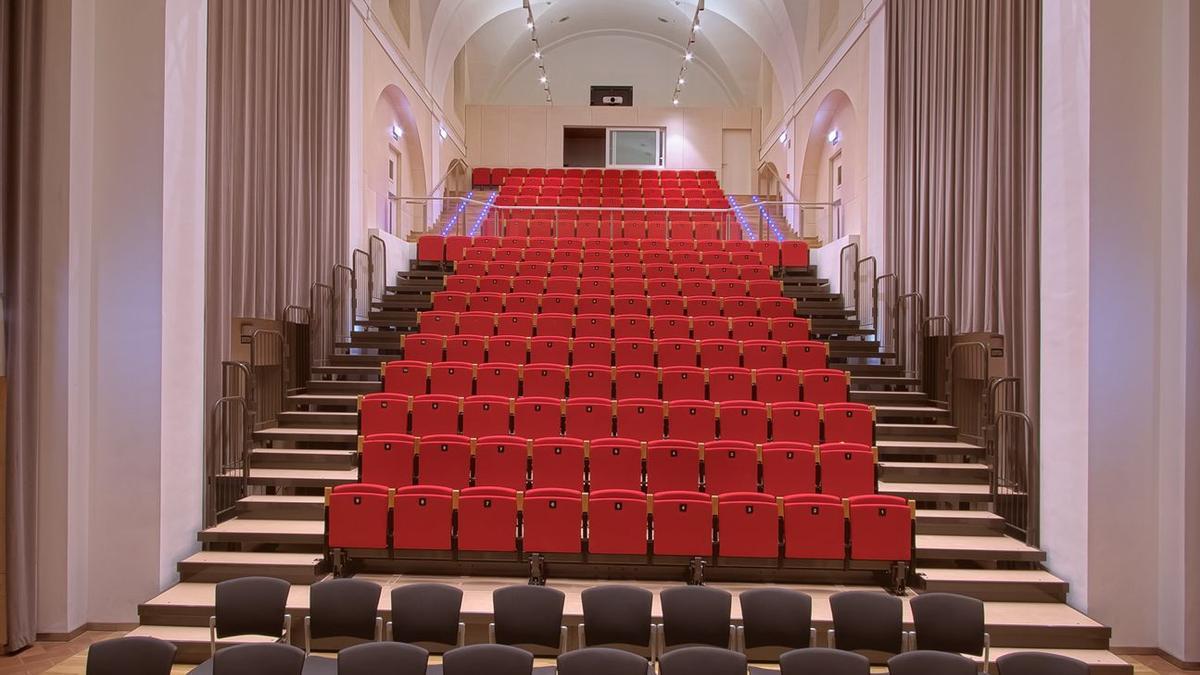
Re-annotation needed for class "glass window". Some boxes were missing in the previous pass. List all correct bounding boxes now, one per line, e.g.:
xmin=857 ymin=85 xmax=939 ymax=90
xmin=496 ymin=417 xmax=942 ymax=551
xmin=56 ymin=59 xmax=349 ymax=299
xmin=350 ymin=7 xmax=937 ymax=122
xmin=608 ymin=128 xmax=663 ymax=167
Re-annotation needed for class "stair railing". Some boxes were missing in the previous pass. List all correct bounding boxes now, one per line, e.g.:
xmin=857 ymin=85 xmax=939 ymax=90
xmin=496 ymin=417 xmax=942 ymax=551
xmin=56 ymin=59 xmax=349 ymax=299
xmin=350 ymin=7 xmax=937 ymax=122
xmin=944 ymin=340 xmax=990 ymax=447
xmin=309 ymin=282 xmax=334 ymax=367
xmin=854 ymin=256 xmax=877 ymax=329
xmin=368 ymin=234 xmax=387 ymax=304
xmin=839 ymin=242 xmax=859 ymax=313
xmin=244 ymin=329 xmax=287 ymax=431
xmin=282 ymin=305 xmax=311 ymax=392
xmin=352 ymin=248 xmax=370 ymax=322
xmin=332 ymin=263 xmax=355 ymax=346
xmin=873 ymin=273 xmax=898 ymax=348
xmin=986 ymin=377 xmax=1039 ymax=546
xmin=204 ymin=361 xmax=253 ymax=527
xmin=894 ymin=292 xmax=925 ymax=380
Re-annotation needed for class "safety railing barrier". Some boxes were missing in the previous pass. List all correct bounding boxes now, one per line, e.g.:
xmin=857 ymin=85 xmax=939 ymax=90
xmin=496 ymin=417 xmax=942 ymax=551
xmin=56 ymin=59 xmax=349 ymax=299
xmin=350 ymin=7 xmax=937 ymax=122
xmin=873 ymin=273 xmax=898 ymax=348
xmin=986 ymin=377 xmax=1038 ymax=546
xmin=310 ymin=282 xmax=334 ymax=368
xmin=332 ymin=264 xmax=354 ymax=346
xmin=352 ymin=248 xmax=370 ymax=323
xmin=204 ymin=361 xmax=252 ymax=527
xmin=369 ymin=234 xmax=387 ymax=303
xmin=282 ymin=305 xmax=311 ymax=392
xmin=244 ymin=329 xmax=286 ymax=431
xmin=945 ymin=340 xmax=989 ymax=447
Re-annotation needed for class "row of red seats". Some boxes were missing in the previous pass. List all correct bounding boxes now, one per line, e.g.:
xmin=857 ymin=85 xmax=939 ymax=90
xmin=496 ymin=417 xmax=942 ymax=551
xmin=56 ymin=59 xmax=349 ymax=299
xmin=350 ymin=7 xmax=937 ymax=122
xmin=499 ymin=219 xmax=730 ymax=239
xmin=430 ymin=293 xmax=795 ymax=316
xmin=327 ymin=484 xmax=913 ymax=563
xmin=490 ymin=206 xmax=728 ymax=221
xmin=474 ymin=167 xmax=719 ymax=182
xmin=381 ymin=362 xmax=857 ymax=405
xmin=500 ymin=184 xmax=723 ymax=197
xmin=501 ymin=173 xmax=720 ymax=187
xmin=359 ymin=394 xmax=850 ymax=443
xmin=417 ymin=236 xmax=809 ymax=267
xmin=495 ymin=195 xmax=728 ymax=210
xmin=449 ymin=261 xmax=775 ymax=281
xmin=457 ymin=247 xmax=770 ymax=266
xmin=357 ymin=434 xmax=876 ymax=495
xmin=405 ymin=315 xmax=809 ymax=342
xmin=446 ymin=276 xmax=784 ymax=296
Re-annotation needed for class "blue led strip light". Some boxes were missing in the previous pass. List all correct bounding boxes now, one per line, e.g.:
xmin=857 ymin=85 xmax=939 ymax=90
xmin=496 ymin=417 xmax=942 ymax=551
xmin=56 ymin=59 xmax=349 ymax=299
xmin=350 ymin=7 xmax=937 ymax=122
xmin=439 ymin=191 xmax=475 ymax=237
xmin=726 ymin=195 xmax=758 ymax=242
xmin=467 ymin=192 xmax=499 ymax=237
xmin=751 ymin=195 xmax=786 ymax=242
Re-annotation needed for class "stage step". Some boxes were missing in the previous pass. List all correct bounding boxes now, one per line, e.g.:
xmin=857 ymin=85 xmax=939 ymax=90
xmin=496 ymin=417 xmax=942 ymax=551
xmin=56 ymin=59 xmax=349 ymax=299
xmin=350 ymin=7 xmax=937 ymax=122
xmin=849 ymin=390 xmax=930 ymax=405
xmin=915 ymin=534 xmax=1046 ymax=563
xmin=176 ymin=551 xmax=323 ymax=584
xmin=277 ymin=410 xmax=357 ymax=427
xmin=876 ymin=439 xmax=985 ymax=457
xmin=250 ymin=448 xmax=357 ymax=470
xmin=914 ymin=509 xmax=1005 ymax=536
xmin=231 ymin=467 xmax=357 ymax=488
xmin=198 ymin=518 xmax=324 ymax=546
xmin=879 ymin=480 xmax=993 ymax=502
xmin=236 ymin=494 xmax=326 ymax=520
xmin=874 ymin=404 xmax=949 ymax=421
xmin=876 ymin=423 xmax=959 ymax=439
xmin=919 ymin=568 xmax=1069 ymax=602
xmin=878 ymin=461 xmax=989 ymax=484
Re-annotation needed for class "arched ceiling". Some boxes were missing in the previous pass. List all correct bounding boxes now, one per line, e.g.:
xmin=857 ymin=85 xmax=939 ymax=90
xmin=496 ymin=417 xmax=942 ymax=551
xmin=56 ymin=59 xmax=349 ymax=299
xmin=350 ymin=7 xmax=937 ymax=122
xmin=422 ymin=0 xmax=807 ymax=109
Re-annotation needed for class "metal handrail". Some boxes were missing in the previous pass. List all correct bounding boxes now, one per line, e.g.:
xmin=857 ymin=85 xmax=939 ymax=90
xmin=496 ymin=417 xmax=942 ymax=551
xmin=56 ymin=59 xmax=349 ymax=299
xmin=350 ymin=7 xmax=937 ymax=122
xmin=428 ymin=158 xmax=470 ymax=198
xmin=839 ymin=242 xmax=859 ymax=312
xmin=944 ymin=341 xmax=989 ymax=440
xmin=352 ymin=249 xmax=370 ymax=321
xmin=994 ymin=408 xmax=1038 ymax=546
xmin=874 ymin=273 xmax=898 ymax=345
xmin=895 ymin=292 xmax=925 ymax=379
xmin=310 ymin=282 xmax=334 ymax=367
xmin=246 ymin=329 xmax=287 ymax=430
xmin=855 ymin=256 xmax=877 ymax=328
xmin=369 ymin=234 xmax=387 ymax=303
xmin=757 ymin=161 xmax=800 ymax=203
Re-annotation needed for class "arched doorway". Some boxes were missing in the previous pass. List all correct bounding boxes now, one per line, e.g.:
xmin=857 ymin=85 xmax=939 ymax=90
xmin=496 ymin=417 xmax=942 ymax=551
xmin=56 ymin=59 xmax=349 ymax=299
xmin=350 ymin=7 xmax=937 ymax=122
xmin=798 ymin=89 xmax=857 ymax=242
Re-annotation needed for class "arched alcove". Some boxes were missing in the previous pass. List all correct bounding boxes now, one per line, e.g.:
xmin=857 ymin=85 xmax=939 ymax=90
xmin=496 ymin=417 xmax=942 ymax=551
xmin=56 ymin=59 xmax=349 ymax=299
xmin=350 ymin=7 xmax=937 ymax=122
xmin=367 ymin=84 xmax=428 ymax=238
xmin=797 ymin=88 xmax=858 ymax=241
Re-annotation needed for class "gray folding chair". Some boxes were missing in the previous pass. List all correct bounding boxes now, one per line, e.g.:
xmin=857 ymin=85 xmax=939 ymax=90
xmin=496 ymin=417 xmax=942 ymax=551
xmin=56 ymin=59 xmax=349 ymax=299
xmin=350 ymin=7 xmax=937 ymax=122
xmin=388 ymin=583 xmax=465 ymax=652
xmin=889 ymin=651 xmax=979 ymax=675
xmin=657 ymin=586 xmax=734 ymax=656
xmin=578 ymin=585 xmax=654 ymax=659
xmin=442 ymin=644 xmax=533 ymax=675
xmin=556 ymin=647 xmax=652 ymax=675
xmin=738 ymin=587 xmax=814 ymax=671
xmin=827 ymin=591 xmax=903 ymax=657
xmin=336 ymin=642 xmax=428 ymax=675
xmin=659 ymin=645 xmax=748 ymax=675
xmin=909 ymin=593 xmax=990 ymax=671
xmin=209 ymin=577 xmax=293 ymax=657
xmin=996 ymin=652 xmax=1090 ymax=675
xmin=86 ymin=636 xmax=176 ymax=675
xmin=780 ymin=648 xmax=870 ymax=675
xmin=211 ymin=643 xmax=305 ymax=675
xmin=489 ymin=585 xmax=568 ymax=655
xmin=304 ymin=578 xmax=383 ymax=653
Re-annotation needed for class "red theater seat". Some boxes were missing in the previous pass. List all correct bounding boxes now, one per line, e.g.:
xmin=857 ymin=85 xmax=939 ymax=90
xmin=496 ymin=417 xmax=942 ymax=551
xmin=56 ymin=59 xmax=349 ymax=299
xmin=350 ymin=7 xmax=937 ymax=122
xmin=781 ymin=241 xmax=810 ymax=268
xmin=588 ymin=437 xmax=644 ymax=491
xmin=458 ymin=311 xmax=498 ymax=336
xmin=818 ymin=443 xmax=876 ymax=497
xmin=661 ymin=366 xmax=705 ymax=401
xmin=771 ymin=401 xmax=820 ymax=444
xmin=473 ymin=435 xmax=529 ymax=490
xmin=565 ymin=397 xmax=615 ymax=439
xmin=703 ymin=440 xmax=759 ymax=494
xmin=496 ymin=313 xmax=536 ymax=337
xmin=514 ymin=397 xmax=564 ymax=438
xmin=523 ymin=363 xmax=567 ymax=398
xmin=588 ymin=489 xmax=649 ymax=556
xmin=718 ymin=400 xmax=768 ymax=443
xmin=755 ymin=368 xmax=802 ymax=404
xmin=803 ymin=369 xmax=850 ymax=404
xmin=709 ymin=367 xmax=753 ymax=402
xmin=573 ymin=338 xmax=614 ymax=366
xmin=771 ymin=317 xmax=810 ymax=342
xmin=651 ymin=491 xmax=713 ymax=557
xmin=327 ymin=484 xmax=391 ymax=550
xmin=476 ymin=364 xmax=520 ymax=397
xmin=615 ymin=338 xmax=655 ymax=367
xmin=645 ymin=439 xmax=702 ymax=493
xmin=575 ymin=314 xmax=612 ymax=338
xmin=462 ymin=395 xmax=512 ymax=437
xmin=402 ymin=334 xmax=444 ymax=362
xmin=693 ymin=317 xmax=731 ymax=340
xmin=822 ymin=403 xmax=875 ymax=445
xmin=653 ymin=316 xmax=692 ymax=340
xmin=530 ymin=336 xmax=571 ymax=365
xmin=392 ymin=485 xmax=454 ymax=551
xmin=758 ymin=298 xmax=797 ymax=318
xmin=742 ymin=341 xmax=784 ymax=370
xmin=699 ymin=339 xmax=740 ymax=369
xmin=433 ymin=291 xmax=468 ymax=313
xmin=420 ymin=311 xmax=457 ymax=336
xmin=429 ymin=362 xmax=474 ymax=397
xmin=417 ymin=236 xmax=445 ymax=262
xmin=535 ymin=314 xmax=574 ymax=339
xmin=457 ymin=486 xmax=519 ymax=553
xmin=531 ymin=437 xmax=586 ymax=490
xmin=523 ymin=488 xmax=584 ymax=554
xmin=717 ymin=492 xmax=779 ymax=558
xmin=785 ymin=341 xmax=828 ymax=370
xmin=761 ymin=442 xmax=818 ymax=496
xmin=657 ymin=339 xmax=698 ymax=368
xmin=417 ymin=434 xmax=472 ymax=489
xmin=667 ymin=399 xmax=717 ymax=443
xmin=782 ymin=494 xmax=845 ymax=560
xmin=615 ymin=365 xmax=659 ymax=399
xmin=616 ymin=398 xmax=666 ymax=442
xmin=848 ymin=495 xmax=913 ymax=562
xmin=487 ymin=336 xmax=530 ymax=365
xmin=615 ymin=315 xmax=652 ymax=340
xmin=383 ymin=361 xmax=429 ymax=396
xmin=446 ymin=335 xmax=486 ymax=364
xmin=359 ymin=393 xmax=410 ymax=436
xmin=569 ymin=364 xmax=614 ymax=398
xmin=360 ymin=434 xmax=417 ymax=488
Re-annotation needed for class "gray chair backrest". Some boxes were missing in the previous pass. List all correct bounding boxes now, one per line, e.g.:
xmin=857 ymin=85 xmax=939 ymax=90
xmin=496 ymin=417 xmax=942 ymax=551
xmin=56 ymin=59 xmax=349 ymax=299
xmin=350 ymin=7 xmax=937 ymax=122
xmin=214 ymin=576 xmax=291 ymax=639
xmin=739 ymin=588 xmax=812 ymax=650
xmin=557 ymin=647 xmax=651 ymax=675
xmin=660 ymin=586 xmax=732 ymax=649
xmin=659 ymin=645 xmax=747 ymax=675
xmin=780 ymin=647 xmax=871 ymax=675
xmin=888 ymin=650 xmax=978 ymax=675
xmin=390 ymin=583 xmax=463 ymax=647
xmin=910 ymin=593 xmax=986 ymax=655
xmin=86 ymin=636 xmax=177 ymax=675
xmin=581 ymin=585 xmax=653 ymax=648
xmin=212 ymin=642 xmax=305 ymax=675
xmin=829 ymin=591 xmax=903 ymax=654
xmin=492 ymin=585 xmax=565 ymax=649
xmin=443 ymin=644 xmax=534 ymax=675
xmin=337 ymin=641 xmax=429 ymax=675
xmin=310 ymin=578 xmax=382 ymax=641
xmin=997 ymin=651 xmax=1091 ymax=675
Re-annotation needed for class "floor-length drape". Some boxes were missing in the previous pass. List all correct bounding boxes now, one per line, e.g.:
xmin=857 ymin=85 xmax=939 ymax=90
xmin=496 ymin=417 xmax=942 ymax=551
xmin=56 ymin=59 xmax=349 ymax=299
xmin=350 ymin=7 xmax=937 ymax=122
xmin=1 ymin=0 xmax=46 ymax=652
xmin=886 ymin=0 xmax=1041 ymax=417
xmin=205 ymin=0 xmax=348 ymax=396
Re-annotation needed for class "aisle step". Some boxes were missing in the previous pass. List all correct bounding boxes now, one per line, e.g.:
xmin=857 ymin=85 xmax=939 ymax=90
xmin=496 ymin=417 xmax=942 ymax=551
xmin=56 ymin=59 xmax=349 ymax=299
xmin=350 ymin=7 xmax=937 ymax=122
xmin=198 ymin=518 xmax=324 ymax=546
xmin=878 ymin=461 xmax=989 ymax=484
xmin=919 ymin=568 xmax=1069 ymax=602
xmin=879 ymin=480 xmax=992 ymax=502
xmin=915 ymin=534 xmax=1046 ymax=562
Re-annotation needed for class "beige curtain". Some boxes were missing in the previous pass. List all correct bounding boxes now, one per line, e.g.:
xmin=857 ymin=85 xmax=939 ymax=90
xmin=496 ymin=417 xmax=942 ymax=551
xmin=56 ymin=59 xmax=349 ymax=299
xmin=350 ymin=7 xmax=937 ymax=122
xmin=205 ymin=0 xmax=348 ymax=394
xmin=886 ymin=0 xmax=1041 ymax=416
xmin=1 ymin=0 xmax=45 ymax=652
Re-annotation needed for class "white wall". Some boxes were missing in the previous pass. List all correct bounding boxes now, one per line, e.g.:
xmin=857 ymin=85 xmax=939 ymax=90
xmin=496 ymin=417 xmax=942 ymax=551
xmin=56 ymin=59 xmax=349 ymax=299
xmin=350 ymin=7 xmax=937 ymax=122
xmin=1041 ymin=0 xmax=1200 ymax=659
xmin=465 ymin=104 xmax=760 ymax=182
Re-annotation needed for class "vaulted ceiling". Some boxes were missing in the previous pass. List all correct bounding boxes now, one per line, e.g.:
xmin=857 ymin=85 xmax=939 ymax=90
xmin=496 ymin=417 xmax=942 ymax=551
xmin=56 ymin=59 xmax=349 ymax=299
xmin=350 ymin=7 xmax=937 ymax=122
xmin=415 ymin=0 xmax=808 ymax=108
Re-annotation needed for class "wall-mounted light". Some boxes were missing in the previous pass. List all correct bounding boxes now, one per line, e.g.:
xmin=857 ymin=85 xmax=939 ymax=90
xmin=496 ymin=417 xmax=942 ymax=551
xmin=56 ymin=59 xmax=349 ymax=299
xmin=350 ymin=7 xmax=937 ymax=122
xmin=539 ymin=75 xmax=548 ymax=84
xmin=779 ymin=131 xmax=788 ymax=145
xmin=827 ymin=128 xmax=840 ymax=145
xmin=678 ymin=77 xmax=686 ymax=85
xmin=439 ymin=126 xmax=448 ymax=140
xmin=533 ymin=50 xmax=542 ymax=59
xmin=391 ymin=124 xmax=403 ymax=140
xmin=672 ymin=98 xmax=679 ymax=106
xmin=684 ymin=51 xmax=694 ymax=61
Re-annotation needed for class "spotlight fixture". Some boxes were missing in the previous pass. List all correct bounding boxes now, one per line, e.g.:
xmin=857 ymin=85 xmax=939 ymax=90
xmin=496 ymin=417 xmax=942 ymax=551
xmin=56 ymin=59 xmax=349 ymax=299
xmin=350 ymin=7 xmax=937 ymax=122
xmin=439 ymin=126 xmax=448 ymax=140
xmin=526 ymin=4 xmax=552 ymax=105
xmin=827 ymin=128 xmax=840 ymax=145
xmin=391 ymin=124 xmax=403 ymax=140
xmin=670 ymin=2 xmax=702 ymax=106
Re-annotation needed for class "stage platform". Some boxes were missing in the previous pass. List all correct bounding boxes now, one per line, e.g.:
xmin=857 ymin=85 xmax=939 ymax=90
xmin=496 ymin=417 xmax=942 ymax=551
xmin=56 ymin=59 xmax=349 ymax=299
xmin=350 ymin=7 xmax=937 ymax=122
xmin=130 ymin=574 xmax=1133 ymax=673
